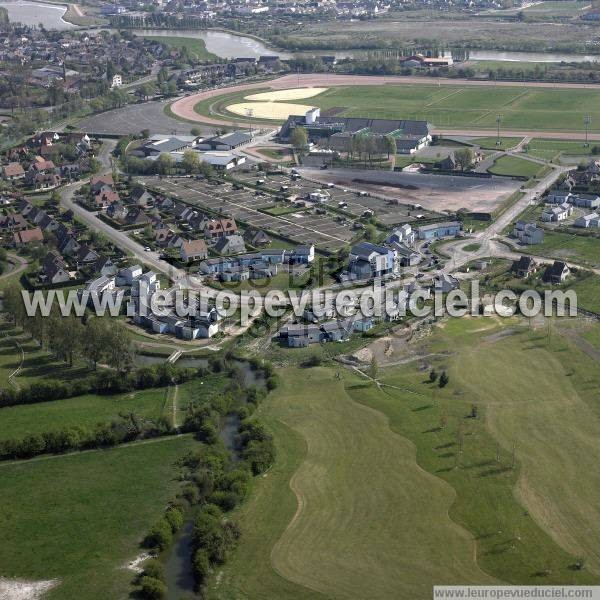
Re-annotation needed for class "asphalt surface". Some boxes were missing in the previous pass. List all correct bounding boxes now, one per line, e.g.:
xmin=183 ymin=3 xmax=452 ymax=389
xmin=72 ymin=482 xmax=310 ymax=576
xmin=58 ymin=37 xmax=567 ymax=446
xmin=76 ymin=99 xmax=214 ymax=136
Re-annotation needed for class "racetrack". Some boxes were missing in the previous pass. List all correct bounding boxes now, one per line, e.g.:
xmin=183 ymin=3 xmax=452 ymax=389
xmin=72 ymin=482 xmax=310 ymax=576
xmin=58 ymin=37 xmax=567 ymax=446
xmin=170 ymin=73 xmax=600 ymax=140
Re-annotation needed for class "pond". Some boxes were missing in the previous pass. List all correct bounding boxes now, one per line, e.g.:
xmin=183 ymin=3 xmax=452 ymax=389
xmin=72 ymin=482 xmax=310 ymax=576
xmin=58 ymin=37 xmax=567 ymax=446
xmin=0 ymin=0 xmax=75 ymax=29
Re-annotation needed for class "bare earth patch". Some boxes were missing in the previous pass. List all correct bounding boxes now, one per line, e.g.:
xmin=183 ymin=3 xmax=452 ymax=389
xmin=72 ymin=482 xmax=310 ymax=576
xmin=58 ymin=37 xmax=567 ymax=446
xmin=0 ymin=578 xmax=59 ymax=600
xmin=244 ymin=87 xmax=328 ymax=101
xmin=226 ymin=101 xmax=316 ymax=120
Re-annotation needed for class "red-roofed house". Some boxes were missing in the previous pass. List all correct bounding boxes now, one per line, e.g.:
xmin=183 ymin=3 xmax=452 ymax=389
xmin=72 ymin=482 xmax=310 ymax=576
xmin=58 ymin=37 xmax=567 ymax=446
xmin=13 ymin=227 xmax=44 ymax=246
xmin=180 ymin=238 xmax=208 ymax=262
xmin=2 ymin=163 xmax=25 ymax=181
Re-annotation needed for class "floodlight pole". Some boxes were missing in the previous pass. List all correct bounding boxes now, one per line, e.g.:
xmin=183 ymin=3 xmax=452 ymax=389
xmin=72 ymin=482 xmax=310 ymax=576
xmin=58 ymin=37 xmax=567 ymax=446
xmin=496 ymin=114 xmax=502 ymax=146
xmin=584 ymin=115 xmax=591 ymax=147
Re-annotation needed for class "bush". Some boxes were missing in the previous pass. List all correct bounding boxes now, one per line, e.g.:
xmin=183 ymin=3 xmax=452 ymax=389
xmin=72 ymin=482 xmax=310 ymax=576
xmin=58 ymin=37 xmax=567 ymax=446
xmin=165 ymin=506 xmax=184 ymax=533
xmin=139 ymin=576 xmax=167 ymax=600
xmin=142 ymin=559 xmax=165 ymax=582
xmin=192 ymin=549 xmax=211 ymax=584
xmin=145 ymin=518 xmax=173 ymax=551
xmin=266 ymin=376 xmax=278 ymax=391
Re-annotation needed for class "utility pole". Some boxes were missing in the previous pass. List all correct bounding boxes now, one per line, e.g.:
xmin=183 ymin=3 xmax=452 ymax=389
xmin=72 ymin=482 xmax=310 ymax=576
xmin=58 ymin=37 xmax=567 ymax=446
xmin=584 ymin=115 xmax=592 ymax=147
xmin=245 ymin=107 xmax=254 ymax=135
xmin=496 ymin=114 xmax=503 ymax=147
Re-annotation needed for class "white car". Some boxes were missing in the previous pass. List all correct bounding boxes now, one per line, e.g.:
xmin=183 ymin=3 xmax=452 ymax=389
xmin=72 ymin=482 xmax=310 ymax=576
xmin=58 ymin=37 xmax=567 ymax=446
xmin=144 ymin=247 xmax=151 ymax=252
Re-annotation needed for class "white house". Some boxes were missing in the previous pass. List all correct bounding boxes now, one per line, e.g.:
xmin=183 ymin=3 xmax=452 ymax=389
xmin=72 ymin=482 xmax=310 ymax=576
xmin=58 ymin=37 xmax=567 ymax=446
xmin=541 ymin=203 xmax=572 ymax=222
xmin=111 ymin=74 xmax=123 ymax=88
xmin=574 ymin=213 xmax=600 ymax=228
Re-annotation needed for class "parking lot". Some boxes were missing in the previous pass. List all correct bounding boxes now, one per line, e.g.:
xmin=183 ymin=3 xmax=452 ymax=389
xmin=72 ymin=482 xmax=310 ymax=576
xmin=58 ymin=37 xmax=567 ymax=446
xmin=233 ymin=169 xmax=434 ymax=226
xmin=140 ymin=175 xmax=355 ymax=252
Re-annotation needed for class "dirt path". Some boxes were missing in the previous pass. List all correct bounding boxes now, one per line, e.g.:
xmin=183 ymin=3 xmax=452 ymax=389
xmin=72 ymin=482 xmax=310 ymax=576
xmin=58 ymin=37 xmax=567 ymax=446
xmin=0 ymin=578 xmax=59 ymax=600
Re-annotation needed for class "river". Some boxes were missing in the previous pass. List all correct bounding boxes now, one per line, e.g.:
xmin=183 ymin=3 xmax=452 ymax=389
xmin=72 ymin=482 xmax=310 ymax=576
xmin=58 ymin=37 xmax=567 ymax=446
xmin=0 ymin=0 xmax=75 ymax=29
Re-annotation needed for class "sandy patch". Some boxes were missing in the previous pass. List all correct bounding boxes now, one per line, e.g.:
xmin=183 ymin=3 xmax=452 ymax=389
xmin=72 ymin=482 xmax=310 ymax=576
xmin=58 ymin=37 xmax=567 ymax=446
xmin=122 ymin=552 xmax=155 ymax=573
xmin=227 ymin=102 xmax=316 ymax=120
xmin=245 ymin=87 xmax=328 ymax=101
xmin=0 ymin=578 xmax=59 ymax=599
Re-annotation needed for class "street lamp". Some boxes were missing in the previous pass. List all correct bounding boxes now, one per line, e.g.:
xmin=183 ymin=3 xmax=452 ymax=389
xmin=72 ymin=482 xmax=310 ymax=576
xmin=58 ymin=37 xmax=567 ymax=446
xmin=584 ymin=115 xmax=592 ymax=148
xmin=496 ymin=114 xmax=503 ymax=147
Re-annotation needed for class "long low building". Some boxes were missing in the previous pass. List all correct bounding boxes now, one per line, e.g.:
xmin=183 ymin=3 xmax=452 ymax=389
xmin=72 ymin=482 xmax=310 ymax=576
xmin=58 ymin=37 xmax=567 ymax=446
xmin=279 ymin=108 xmax=431 ymax=155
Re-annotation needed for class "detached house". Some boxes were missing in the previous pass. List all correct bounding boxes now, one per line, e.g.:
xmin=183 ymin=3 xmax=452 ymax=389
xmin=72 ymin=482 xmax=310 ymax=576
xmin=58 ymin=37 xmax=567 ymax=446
xmin=180 ymin=239 xmax=208 ymax=262
xmin=2 ymin=162 xmax=25 ymax=181
xmin=13 ymin=227 xmax=43 ymax=247
xmin=513 ymin=221 xmax=544 ymax=245
xmin=510 ymin=256 xmax=537 ymax=278
xmin=542 ymin=261 xmax=570 ymax=285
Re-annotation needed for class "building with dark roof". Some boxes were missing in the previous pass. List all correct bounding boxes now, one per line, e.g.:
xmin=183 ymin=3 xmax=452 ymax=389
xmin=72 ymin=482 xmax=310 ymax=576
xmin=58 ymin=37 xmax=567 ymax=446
xmin=279 ymin=108 xmax=431 ymax=155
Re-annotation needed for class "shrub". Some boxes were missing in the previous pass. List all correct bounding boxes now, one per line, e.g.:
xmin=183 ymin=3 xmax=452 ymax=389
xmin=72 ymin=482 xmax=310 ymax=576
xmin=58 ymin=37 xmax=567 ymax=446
xmin=139 ymin=576 xmax=167 ymax=600
xmin=192 ymin=549 xmax=211 ymax=584
xmin=165 ymin=506 xmax=184 ymax=533
xmin=142 ymin=559 xmax=165 ymax=582
xmin=145 ymin=518 xmax=173 ymax=551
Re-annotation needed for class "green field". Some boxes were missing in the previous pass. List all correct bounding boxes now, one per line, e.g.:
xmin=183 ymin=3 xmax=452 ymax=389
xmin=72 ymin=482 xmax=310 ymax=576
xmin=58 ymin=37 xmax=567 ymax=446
xmin=0 ymin=328 xmax=92 ymax=389
xmin=0 ymin=435 xmax=198 ymax=599
xmin=215 ymin=317 xmax=600 ymax=597
xmin=0 ymin=388 xmax=169 ymax=441
xmin=210 ymin=83 xmax=600 ymax=132
xmin=210 ymin=367 xmax=496 ymax=599
xmin=471 ymin=136 xmax=524 ymax=150
xmin=143 ymin=35 xmax=218 ymax=61
xmin=523 ymin=231 xmax=600 ymax=268
xmin=524 ymin=138 xmax=600 ymax=161
xmin=488 ymin=155 xmax=544 ymax=178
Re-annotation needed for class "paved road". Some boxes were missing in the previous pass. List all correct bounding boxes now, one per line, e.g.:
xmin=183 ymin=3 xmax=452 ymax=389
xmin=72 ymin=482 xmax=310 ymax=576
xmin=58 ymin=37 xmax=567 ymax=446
xmin=439 ymin=164 xmax=571 ymax=271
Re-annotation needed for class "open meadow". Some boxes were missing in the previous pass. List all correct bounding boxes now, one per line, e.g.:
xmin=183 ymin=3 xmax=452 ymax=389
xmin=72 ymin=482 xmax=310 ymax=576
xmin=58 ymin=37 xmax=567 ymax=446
xmin=212 ymin=317 xmax=600 ymax=598
xmin=0 ymin=435 xmax=198 ymax=599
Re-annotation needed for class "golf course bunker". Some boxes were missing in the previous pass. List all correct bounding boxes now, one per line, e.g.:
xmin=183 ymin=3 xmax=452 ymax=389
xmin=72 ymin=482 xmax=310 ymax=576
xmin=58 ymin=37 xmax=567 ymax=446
xmin=245 ymin=87 xmax=328 ymax=101
xmin=227 ymin=101 xmax=317 ymax=120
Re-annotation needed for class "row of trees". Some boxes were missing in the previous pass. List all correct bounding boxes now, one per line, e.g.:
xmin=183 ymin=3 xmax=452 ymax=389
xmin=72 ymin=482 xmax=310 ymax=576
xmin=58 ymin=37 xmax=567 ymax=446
xmin=0 ymin=412 xmax=173 ymax=461
xmin=3 ymin=289 xmax=134 ymax=371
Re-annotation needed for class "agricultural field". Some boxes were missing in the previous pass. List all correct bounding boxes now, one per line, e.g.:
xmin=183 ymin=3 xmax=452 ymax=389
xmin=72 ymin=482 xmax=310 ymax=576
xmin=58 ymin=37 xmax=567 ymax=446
xmin=0 ymin=435 xmax=198 ymax=599
xmin=211 ymin=317 xmax=600 ymax=597
xmin=214 ymin=83 xmax=600 ymax=133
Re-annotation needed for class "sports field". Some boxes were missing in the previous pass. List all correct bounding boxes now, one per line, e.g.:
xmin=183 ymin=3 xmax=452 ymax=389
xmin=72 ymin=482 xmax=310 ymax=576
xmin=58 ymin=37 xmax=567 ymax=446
xmin=212 ymin=83 xmax=600 ymax=132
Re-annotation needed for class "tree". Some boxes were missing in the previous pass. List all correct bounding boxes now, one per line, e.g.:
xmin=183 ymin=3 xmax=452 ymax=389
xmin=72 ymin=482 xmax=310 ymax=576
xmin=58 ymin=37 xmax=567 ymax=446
xmin=429 ymin=369 xmax=438 ymax=383
xmin=290 ymin=127 xmax=308 ymax=151
xmin=369 ymin=356 xmax=378 ymax=380
xmin=454 ymin=148 xmax=474 ymax=172
xmin=439 ymin=371 xmax=449 ymax=388
xmin=385 ymin=135 xmax=396 ymax=159
xmin=155 ymin=153 xmax=174 ymax=176
xmin=190 ymin=127 xmax=202 ymax=136
xmin=182 ymin=149 xmax=200 ymax=174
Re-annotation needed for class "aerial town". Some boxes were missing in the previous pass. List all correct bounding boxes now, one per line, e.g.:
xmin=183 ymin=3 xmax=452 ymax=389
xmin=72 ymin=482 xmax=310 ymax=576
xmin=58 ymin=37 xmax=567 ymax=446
xmin=0 ymin=1 xmax=599 ymax=599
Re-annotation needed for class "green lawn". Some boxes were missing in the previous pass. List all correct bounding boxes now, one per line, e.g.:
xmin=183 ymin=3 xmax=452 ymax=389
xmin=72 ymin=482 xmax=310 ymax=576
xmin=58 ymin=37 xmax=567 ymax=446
xmin=206 ymin=83 xmax=600 ymax=132
xmin=143 ymin=35 xmax=218 ymax=61
xmin=488 ymin=155 xmax=543 ymax=178
xmin=523 ymin=231 xmax=600 ymax=268
xmin=0 ymin=388 xmax=169 ymax=442
xmin=524 ymin=138 xmax=600 ymax=161
xmin=0 ymin=435 xmax=198 ymax=599
xmin=471 ymin=136 xmax=523 ymax=150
